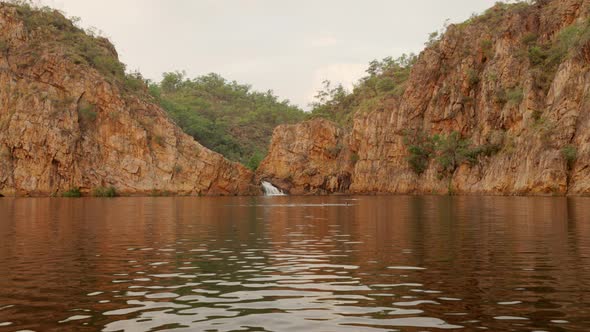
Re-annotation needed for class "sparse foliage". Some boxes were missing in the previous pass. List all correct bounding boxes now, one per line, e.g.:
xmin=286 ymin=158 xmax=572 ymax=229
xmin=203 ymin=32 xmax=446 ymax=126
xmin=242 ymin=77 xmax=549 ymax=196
xmin=403 ymin=130 xmax=501 ymax=177
xmin=62 ymin=187 xmax=81 ymax=197
xmin=93 ymin=186 xmax=117 ymax=197
xmin=7 ymin=0 xmax=148 ymax=93
xmin=561 ymin=145 xmax=577 ymax=170
xmin=310 ymin=54 xmax=417 ymax=125
xmin=78 ymin=104 xmax=97 ymax=122
xmin=403 ymin=129 xmax=435 ymax=175
xmin=525 ymin=18 xmax=590 ymax=93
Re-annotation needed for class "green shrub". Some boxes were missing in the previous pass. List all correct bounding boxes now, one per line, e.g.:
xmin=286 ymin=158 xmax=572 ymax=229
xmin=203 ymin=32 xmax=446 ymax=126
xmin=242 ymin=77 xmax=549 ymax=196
xmin=310 ymin=53 xmax=417 ymax=125
xmin=12 ymin=3 xmax=128 ymax=81
xmin=531 ymin=109 xmax=542 ymax=122
xmin=154 ymin=72 xmax=307 ymax=166
xmin=15 ymin=4 xmax=73 ymax=32
xmin=525 ymin=19 xmax=590 ymax=94
xmin=91 ymin=55 xmax=125 ymax=77
xmin=465 ymin=143 xmax=502 ymax=160
xmin=521 ymin=32 xmax=538 ymax=46
xmin=480 ymin=39 xmax=494 ymax=58
xmin=78 ymin=104 xmax=97 ymax=121
xmin=432 ymin=132 xmax=475 ymax=176
xmin=93 ymin=186 xmax=117 ymax=197
xmin=124 ymin=72 xmax=146 ymax=92
xmin=404 ymin=130 xmax=501 ymax=177
xmin=467 ymin=69 xmax=480 ymax=86
xmin=457 ymin=1 xmax=530 ymax=29
xmin=350 ymin=153 xmax=360 ymax=163
xmin=403 ymin=129 xmax=435 ymax=175
xmin=407 ymin=145 xmax=432 ymax=175
xmin=561 ymin=145 xmax=578 ymax=169
xmin=506 ymin=87 xmax=524 ymax=105
xmin=527 ymin=45 xmax=547 ymax=65
xmin=246 ymin=150 xmax=264 ymax=171
xmin=487 ymin=71 xmax=498 ymax=82
xmin=425 ymin=31 xmax=440 ymax=47
xmin=150 ymin=189 xmax=171 ymax=197
xmin=62 ymin=187 xmax=81 ymax=197
xmin=376 ymin=77 xmax=396 ymax=93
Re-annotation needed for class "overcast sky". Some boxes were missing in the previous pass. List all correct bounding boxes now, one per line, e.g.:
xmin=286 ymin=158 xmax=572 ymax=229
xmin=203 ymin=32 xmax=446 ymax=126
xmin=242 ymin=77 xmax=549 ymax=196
xmin=38 ymin=0 xmax=499 ymax=109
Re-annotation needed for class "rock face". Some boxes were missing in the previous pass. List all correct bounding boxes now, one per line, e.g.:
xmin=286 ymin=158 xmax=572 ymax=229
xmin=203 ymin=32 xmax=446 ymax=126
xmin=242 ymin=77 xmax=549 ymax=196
xmin=256 ymin=119 xmax=353 ymax=194
xmin=259 ymin=0 xmax=590 ymax=196
xmin=0 ymin=4 xmax=257 ymax=196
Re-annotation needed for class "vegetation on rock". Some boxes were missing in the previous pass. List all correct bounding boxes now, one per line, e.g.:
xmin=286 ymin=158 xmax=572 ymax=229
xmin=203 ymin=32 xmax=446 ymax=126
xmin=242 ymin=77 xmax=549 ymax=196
xmin=310 ymin=54 xmax=417 ymax=126
xmin=149 ymin=72 xmax=308 ymax=169
xmin=8 ymin=0 xmax=148 ymax=93
xmin=402 ymin=130 xmax=435 ymax=175
xmin=62 ymin=188 xmax=81 ymax=197
xmin=525 ymin=17 xmax=590 ymax=94
xmin=403 ymin=130 xmax=501 ymax=178
xmin=562 ymin=145 xmax=578 ymax=170
xmin=93 ymin=186 xmax=117 ymax=197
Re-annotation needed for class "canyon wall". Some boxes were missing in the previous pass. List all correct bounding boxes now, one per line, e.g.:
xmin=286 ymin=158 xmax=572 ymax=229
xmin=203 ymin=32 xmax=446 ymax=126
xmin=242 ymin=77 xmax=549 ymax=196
xmin=256 ymin=119 xmax=353 ymax=194
xmin=0 ymin=4 xmax=257 ymax=196
xmin=258 ymin=0 xmax=590 ymax=196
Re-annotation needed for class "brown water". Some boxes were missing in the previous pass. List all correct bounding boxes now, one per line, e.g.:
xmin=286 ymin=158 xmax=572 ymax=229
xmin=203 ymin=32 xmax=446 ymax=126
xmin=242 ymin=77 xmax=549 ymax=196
xmin=0 ymin=196 xmax=589 ymax=331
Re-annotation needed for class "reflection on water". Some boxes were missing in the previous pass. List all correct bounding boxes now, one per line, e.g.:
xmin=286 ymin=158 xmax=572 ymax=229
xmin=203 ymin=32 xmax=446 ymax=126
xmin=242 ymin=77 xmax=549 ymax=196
xmin=1 ymin=196 xmax=590 ymax=331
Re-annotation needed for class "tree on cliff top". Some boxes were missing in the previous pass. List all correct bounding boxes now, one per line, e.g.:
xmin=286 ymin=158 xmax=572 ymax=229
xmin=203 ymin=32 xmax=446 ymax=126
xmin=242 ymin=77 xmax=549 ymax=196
xmin=310 ymin=53 xmax=417 ymax=126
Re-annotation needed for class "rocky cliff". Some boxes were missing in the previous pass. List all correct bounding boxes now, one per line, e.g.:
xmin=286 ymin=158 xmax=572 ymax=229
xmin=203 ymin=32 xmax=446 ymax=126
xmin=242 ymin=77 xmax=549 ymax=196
xmin=0 ymin=3 xmax=257 ymax=196
xmin=256 ymin=119 xmax=353 ymax=194
xmin=258 ymin=0 xmax=590 ymax=196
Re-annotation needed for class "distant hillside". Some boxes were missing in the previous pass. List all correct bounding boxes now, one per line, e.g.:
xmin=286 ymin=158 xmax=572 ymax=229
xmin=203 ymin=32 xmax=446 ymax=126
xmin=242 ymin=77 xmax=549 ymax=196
xmin=149 ymin=72 xmax=307 ymax=169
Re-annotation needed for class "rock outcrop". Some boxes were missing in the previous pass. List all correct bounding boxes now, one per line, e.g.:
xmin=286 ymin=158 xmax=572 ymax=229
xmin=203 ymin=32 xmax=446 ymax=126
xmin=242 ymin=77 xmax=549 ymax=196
xmin=256 ymin=119 xmax=353 ymax=194
xmin=0 ymin=4 xmax=257 ymax=196
xmin=258 ymin=0 xmax=590 ymax=196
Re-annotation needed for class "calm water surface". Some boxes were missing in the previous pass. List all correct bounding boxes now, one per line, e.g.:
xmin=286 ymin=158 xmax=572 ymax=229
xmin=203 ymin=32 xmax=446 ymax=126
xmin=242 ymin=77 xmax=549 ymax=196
xmin=0 ymin=196 xmax=590 ymax=331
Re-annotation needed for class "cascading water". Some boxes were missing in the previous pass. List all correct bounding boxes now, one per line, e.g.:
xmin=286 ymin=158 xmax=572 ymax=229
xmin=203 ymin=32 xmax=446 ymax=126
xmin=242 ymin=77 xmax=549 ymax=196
xmin=261 ymin=181 xmax=286 ymax=196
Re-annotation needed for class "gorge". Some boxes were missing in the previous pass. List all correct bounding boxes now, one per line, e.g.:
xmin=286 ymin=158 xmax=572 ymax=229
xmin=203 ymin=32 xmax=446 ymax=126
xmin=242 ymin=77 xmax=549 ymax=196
xmin=1 ymin=0 xmax=590 ymax=196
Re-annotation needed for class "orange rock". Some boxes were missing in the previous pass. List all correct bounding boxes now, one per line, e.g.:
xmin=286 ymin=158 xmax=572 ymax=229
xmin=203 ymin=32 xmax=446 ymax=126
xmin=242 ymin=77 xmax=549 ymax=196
xmin=256 ymin=119 xmax=353 ymax=195
xmin=0 ymin=4 xmax=257 ymax=196
xmin=259 ymin=0 xmax=590 ymax=196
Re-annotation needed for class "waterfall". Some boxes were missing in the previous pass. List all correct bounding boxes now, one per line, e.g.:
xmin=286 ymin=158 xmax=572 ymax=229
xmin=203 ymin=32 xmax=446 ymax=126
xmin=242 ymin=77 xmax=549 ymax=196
xmin=261 ymin=181 xmax=286 ymax=196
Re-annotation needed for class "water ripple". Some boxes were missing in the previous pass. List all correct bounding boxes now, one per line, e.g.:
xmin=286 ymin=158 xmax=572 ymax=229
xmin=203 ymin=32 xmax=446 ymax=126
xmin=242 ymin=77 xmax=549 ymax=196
xmin=2 ymin=196 xmax=590 ymax=331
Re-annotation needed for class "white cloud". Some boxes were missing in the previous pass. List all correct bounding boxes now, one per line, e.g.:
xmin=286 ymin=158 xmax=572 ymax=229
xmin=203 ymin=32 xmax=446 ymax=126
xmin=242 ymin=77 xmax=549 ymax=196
xmin=305 ymin=63 xmax=367 ymax=107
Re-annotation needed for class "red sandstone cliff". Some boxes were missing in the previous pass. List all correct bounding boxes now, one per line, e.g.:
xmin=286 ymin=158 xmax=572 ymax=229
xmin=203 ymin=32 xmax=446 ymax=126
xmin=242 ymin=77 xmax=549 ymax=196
xmin=0 ymin=4 xmax=257 ymax=196
xmin=258 ymin=0 xmax=590 ymax=196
